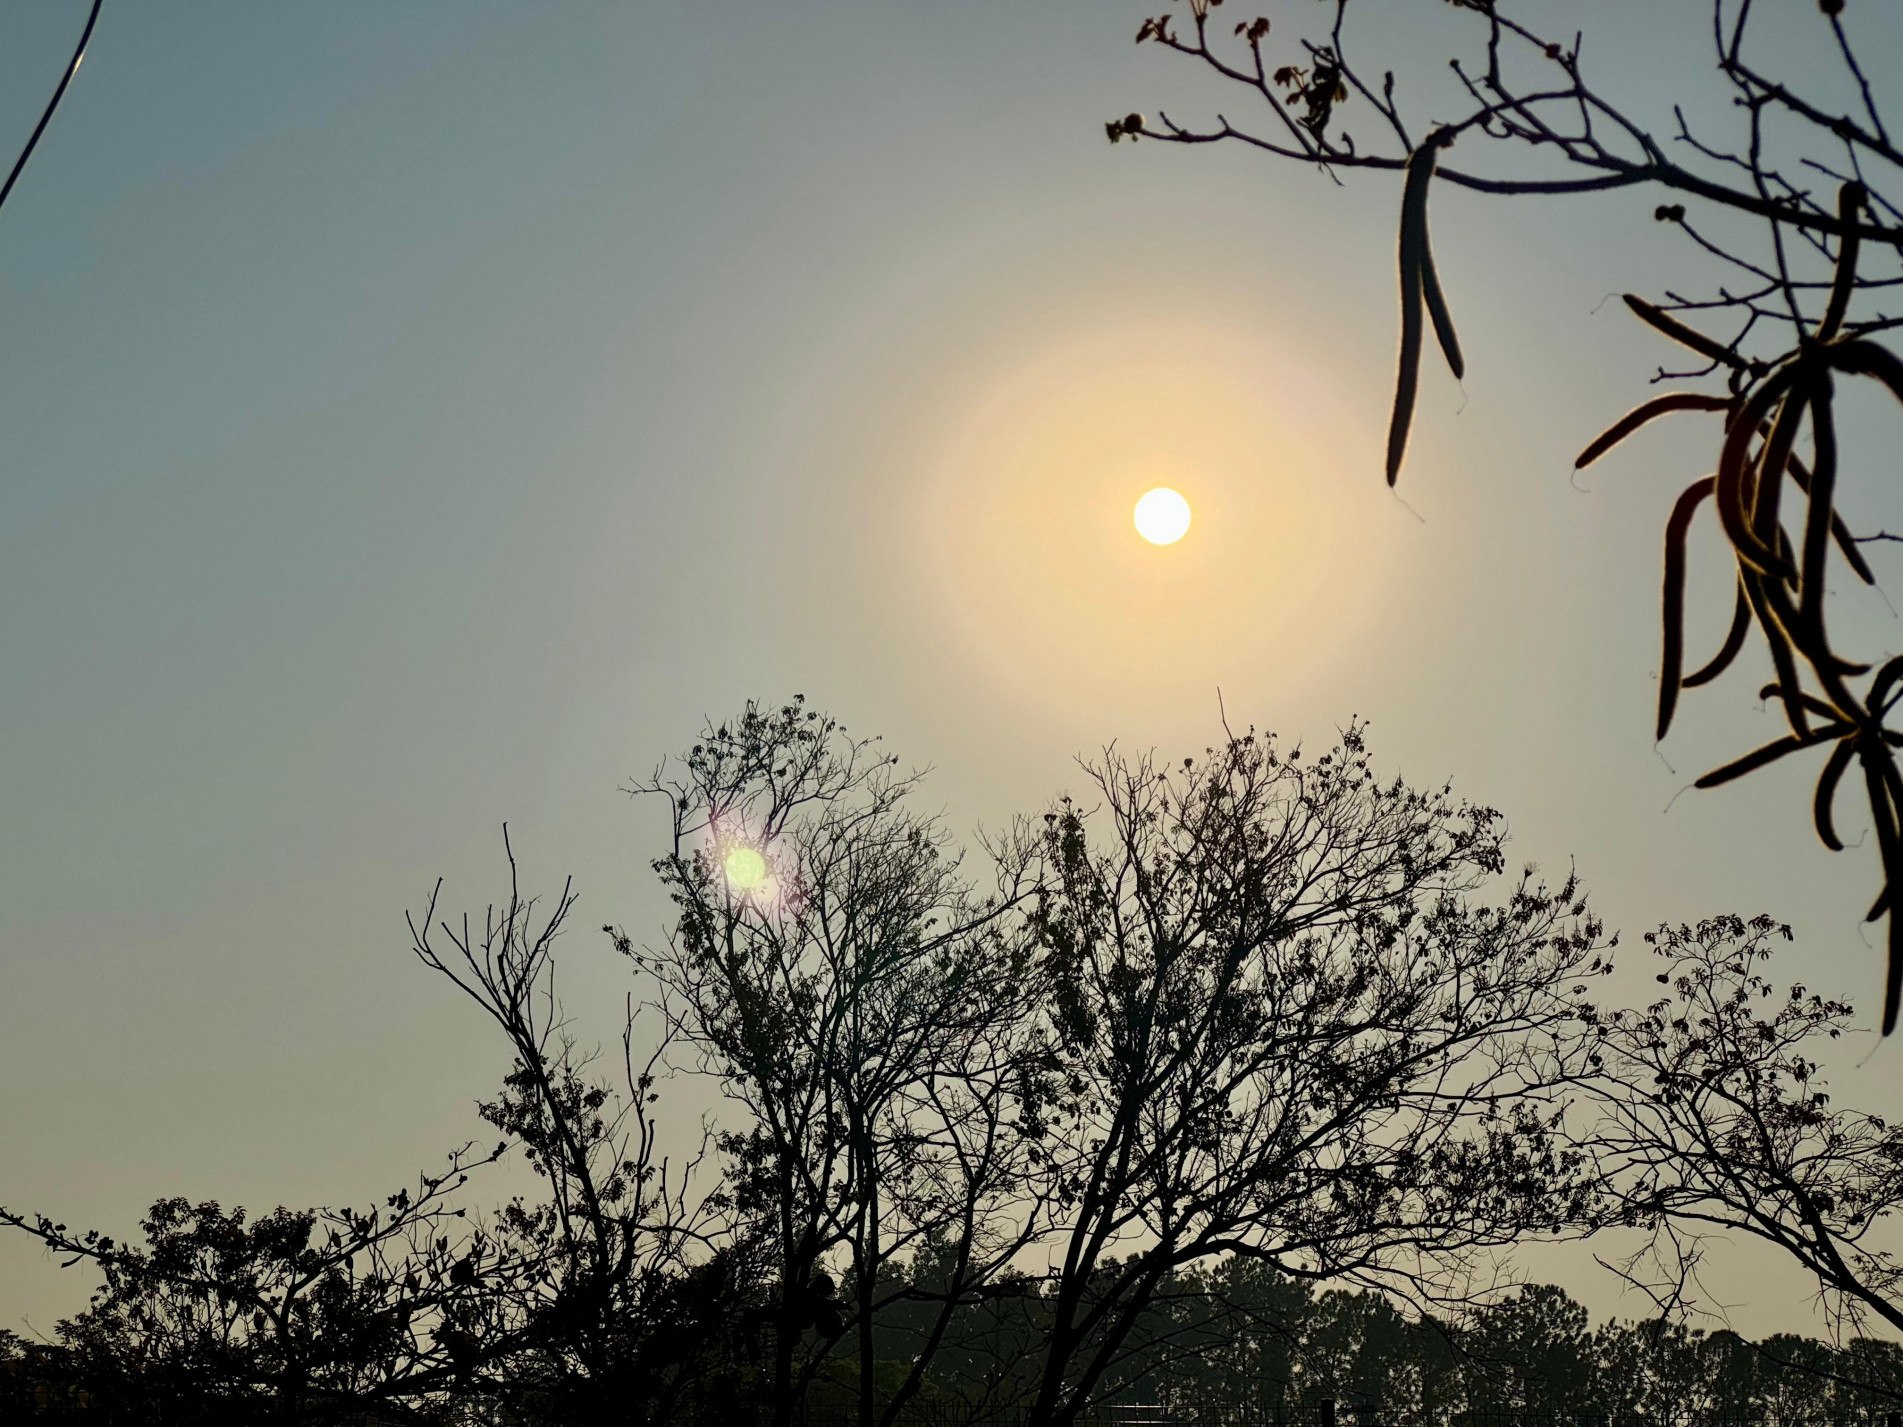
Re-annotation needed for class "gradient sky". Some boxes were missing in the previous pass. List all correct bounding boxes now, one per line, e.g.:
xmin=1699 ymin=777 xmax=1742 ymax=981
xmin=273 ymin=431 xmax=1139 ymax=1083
xmin=5 ymin=0 xmax=1902 ymax=1339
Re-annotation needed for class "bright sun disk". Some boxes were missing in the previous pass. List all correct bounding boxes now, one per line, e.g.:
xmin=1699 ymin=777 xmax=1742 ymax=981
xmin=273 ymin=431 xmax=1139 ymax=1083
xmin=1134 ymin=487 xmax=1192 ymax=546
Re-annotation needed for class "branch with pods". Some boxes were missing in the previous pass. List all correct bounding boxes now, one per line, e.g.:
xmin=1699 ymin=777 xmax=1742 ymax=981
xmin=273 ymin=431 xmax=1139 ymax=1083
xmin=1114 ymin=0 xmax=1903 ymax=1028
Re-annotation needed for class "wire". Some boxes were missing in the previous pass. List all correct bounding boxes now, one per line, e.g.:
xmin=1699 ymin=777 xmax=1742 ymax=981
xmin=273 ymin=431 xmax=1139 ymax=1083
xmin=0 ymin=0 xmax=105 ymax=220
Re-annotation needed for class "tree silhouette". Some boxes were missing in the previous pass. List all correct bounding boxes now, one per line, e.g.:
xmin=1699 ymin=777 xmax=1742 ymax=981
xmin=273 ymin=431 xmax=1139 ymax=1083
xmin=408 ymin=833 xmax=725 ymax=1423
xmin=26 ymin=707 xmax=1903 ymax=1421
xmin=1016 ymin=720 xmax=1608 ymax=1426
xmin=1581 ymin=913 xmax=1903 ymax=1379
xmin=622 ymin=699 xmax=1046 ymax=1427
xmin=1 ymin=1146 xmax=511 ymax=1423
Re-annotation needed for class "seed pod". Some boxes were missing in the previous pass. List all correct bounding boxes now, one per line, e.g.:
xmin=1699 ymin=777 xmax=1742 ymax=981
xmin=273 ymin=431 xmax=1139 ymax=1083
xmin=1624 ymin=295 xmax=1746 ymax=370
xmin=1741 ymin=565 xmax=1811 ymax=737
xmin=1694 ymin=726 xmax=1837 ymax=789
xmin=1716 ymin=370 xmax=1800 ymax=580
xmin=1788 ymin=454 xmax=1876 ymax=584
xmin=1864 ymin=754 xmax=1903 ymax=1033
xmin=1817 ymin=182 xmax=1866 ymax=343
xmin=1417 ymin=197 xmax=1463 ymax=381
xmin=1747 ymin=384 xmax=1810 ymax=584
xmin=1387 ymin=144 xmax=1436 ymax=485
xmin=1799 ymin=372 xmax=1839 ymax=643
xmin=1756 ymin=683 xmax=1846 ymax=728
xmin=1830 ymin=339 xmax=1903 ymax=408
xmin=1574 ymin=392 xmax=1732 ymax=469
xmin=1682 ymin=580 xmax=1751 ymax=689
xmin=1659 ymin=476 xmax=1716 ymax=740
xmin=1868 ymin=655 xmax=1903 ymax=717
xmin=1815 ymin=738 xmax=1856 ymax=851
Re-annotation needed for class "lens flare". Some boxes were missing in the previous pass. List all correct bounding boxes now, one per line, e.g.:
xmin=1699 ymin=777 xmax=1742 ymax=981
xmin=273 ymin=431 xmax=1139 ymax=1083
xmin=1134 ymin=487 xmax=1192 ymax=545
xmin=723 ymin=845 xmax=768 ymax=892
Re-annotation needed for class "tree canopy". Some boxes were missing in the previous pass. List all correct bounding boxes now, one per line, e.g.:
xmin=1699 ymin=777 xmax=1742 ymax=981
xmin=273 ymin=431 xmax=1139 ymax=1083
xmin=8 ymin=702 xmax=1903 ymax=1423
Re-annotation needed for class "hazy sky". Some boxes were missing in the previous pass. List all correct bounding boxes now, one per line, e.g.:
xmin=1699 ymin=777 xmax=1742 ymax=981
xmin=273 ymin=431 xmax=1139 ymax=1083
xmin=5 ymin=0 xmax=1902 ymax=1339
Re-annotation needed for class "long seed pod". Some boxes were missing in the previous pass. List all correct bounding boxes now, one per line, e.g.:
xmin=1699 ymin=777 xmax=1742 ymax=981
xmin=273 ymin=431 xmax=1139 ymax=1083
xmin=1868 ymin=655 xmax=1903 ymax=717
xmin=1757 ymin=537 xmax=1845 ymax=715
xmin=1748 ymin=384 xmax=1809 ymax=579
xmin=1757 ymin=683 xmax=1845 ymax=727
xmin=1624 ymin=295 xmax=1747 ymax=370
xmin=1574 ymin=392 xmax=1732 ymax=470
xmin=1387 ymin=144 xmax=1437 ymax=485
xmin=1800 ymin=372 xmax=1839 ymax=643
xmin=1742 ymin=565 xmax=1812 ymax=738
xmin=1789 ymin=454 xmax=1876 ymax=584
xmin=1815 ymin=738 xmax=1856 ymax=851
xmin=1418 ymin=220 xmax=1464 ymax=382
xmin=1716 ymin=370 xmax=1800 ymax=579
xmin=1694 ymin=725 xmax=1841 ymax=789
xmin=1817 ymin=182 xmax=1867 ymax=343
xmin=1831 ymin=339 xmax=1903 ymax=406
xmin=1866 ymin=751 xmax=1903 ymax=1033
xmin=1659 ymin=476 xmax=1717 ymax=740
xmin=1760 ymin=523 xmax=1859 ymax=675
xmin=1683 ymin=581 xmax=1751 ymax=689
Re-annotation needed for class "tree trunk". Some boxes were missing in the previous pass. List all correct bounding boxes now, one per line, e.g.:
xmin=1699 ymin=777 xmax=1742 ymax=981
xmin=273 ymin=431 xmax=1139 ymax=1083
xmin=856 ymin=1125 xmax=878 ymax=1427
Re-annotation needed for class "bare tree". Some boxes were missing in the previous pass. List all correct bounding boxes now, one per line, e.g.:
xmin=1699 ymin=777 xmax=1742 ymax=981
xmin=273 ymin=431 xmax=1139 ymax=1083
xmin=408 ymin=830 xmax=722 ymax=1424
xmin=1016 ymin=719 xmax=1609 ymax=1426
xmin=623 ymin=698 xmax=1047 ymax=1427
xmin=1112 ymin=0 xmax=1903 ymax=1028
xmin=1 ymin=833 xmax=726 ymax=1426
xmin=1583 ymin=912 xmax=1903 ymax=1397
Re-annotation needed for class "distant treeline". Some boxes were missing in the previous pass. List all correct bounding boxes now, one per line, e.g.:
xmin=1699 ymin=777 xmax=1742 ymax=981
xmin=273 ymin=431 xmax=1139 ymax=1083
xmin=5 ymin=704 xmax=1902 ymax=1426
xmin=6 ymin=1263 xmax=1903 ymax=1424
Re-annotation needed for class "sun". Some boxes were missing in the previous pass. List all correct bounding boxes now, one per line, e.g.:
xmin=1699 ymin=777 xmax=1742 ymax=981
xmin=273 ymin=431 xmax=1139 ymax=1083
xmin=1134 ymin=487 xmax=1192 ymax=546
